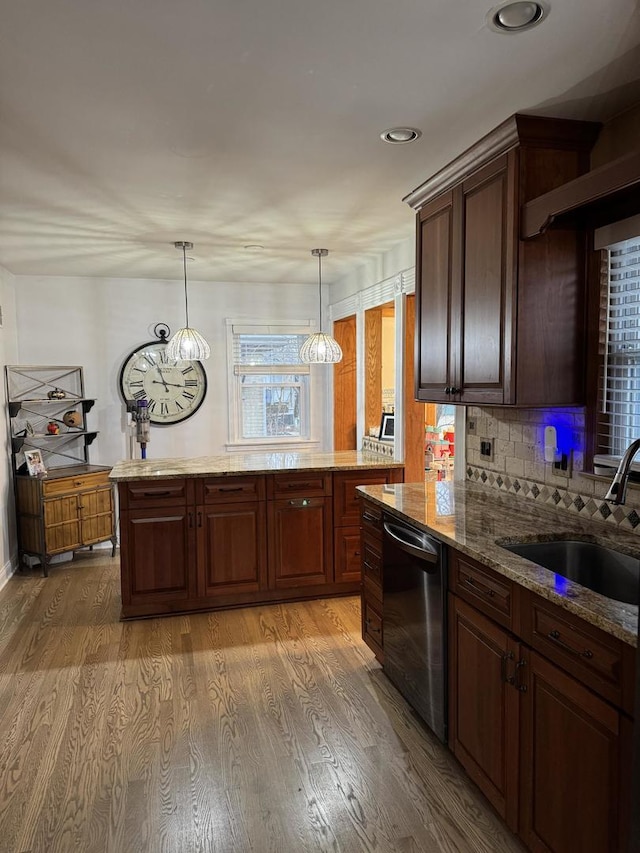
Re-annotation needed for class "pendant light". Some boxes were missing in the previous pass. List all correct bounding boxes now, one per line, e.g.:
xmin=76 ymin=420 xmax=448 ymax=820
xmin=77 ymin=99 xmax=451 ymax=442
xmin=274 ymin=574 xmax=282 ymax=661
xmin=166 ymin=241 xmax=211 ymax=361
xmin=299 ymin=248 xmax=343 ymax=364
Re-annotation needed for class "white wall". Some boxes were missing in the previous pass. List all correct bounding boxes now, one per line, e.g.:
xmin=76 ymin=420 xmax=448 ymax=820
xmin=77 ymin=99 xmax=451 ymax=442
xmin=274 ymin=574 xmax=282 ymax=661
xmin=330 ymin=236 xmax=414 ymax=304
xmin=14 ymin=275 xmax=329 ymax=467
xmin=0 ymin=265 xmax=19 ymax=579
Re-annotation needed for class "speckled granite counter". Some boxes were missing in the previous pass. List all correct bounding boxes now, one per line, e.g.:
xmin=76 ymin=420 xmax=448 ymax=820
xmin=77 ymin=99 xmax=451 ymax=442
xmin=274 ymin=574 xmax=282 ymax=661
xmin=110 ymin=450 xmax=404 ymax=482
xmin=357 ymin=480 xmax=639 ymax=647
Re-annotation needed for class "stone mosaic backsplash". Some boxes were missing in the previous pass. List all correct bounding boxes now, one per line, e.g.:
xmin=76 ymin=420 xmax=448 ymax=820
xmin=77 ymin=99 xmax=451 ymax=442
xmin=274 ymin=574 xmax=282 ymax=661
xmin=466 ymin=406 xmax=640 ymax=534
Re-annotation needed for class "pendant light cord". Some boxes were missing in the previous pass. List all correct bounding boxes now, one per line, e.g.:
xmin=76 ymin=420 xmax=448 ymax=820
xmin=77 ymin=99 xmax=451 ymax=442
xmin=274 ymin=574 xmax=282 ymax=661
xmin=317 ymin=251 xmax=323 ymax=332
xmin=182 ymin=244 xmax=190 ymax=328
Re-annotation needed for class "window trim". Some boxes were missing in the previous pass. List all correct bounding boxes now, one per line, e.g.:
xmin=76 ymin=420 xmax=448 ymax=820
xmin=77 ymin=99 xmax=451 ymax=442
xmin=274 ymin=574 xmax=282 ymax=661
xmin=225 ymin=318 xmax=317 ymax=450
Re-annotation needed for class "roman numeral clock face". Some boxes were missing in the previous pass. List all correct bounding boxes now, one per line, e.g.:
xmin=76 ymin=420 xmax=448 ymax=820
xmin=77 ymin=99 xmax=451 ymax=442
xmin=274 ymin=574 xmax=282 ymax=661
xmin=119 ymin=341 xmax=207 ymax=425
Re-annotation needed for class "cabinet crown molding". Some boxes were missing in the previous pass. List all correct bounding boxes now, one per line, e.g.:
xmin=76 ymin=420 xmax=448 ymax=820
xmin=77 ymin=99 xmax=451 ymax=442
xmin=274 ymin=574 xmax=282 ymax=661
xmin=403 ymin=113 xmax=601 ymax=211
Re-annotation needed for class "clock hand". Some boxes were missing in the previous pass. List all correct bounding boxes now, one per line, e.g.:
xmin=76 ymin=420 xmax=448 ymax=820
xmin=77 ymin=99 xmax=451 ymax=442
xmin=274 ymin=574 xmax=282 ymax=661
xmin=152 ymin=380 xmax=184 ymax=388
xmin=155 ymin=366 xmax=170 ymax=391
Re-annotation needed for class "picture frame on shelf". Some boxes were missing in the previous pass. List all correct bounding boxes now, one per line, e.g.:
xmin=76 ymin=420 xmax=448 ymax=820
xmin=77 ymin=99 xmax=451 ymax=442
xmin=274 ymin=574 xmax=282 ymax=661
xmin=379 ymin=412 xmax=395 ymax=441
xmin=24 ymin=449 xmax=47 ymax=477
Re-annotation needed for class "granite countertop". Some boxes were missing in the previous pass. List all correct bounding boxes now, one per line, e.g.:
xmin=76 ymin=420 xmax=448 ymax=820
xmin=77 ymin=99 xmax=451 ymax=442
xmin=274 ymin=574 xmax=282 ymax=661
xmin=357 ymin=480 xmax=639 ymax=648
xmin=109 ymin=450 xmax=404 ymax=482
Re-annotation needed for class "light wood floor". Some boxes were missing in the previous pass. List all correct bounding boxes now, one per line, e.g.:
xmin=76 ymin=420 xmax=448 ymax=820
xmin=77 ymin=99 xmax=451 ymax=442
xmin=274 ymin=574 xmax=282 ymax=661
xmin=0 ymin=551 xmax=525 ymax=853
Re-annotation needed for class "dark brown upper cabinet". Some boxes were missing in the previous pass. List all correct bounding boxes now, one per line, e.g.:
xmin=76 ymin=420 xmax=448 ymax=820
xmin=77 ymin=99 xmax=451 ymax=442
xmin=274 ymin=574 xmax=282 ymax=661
xmin=405 ymin=114 xmax=601 ymax=406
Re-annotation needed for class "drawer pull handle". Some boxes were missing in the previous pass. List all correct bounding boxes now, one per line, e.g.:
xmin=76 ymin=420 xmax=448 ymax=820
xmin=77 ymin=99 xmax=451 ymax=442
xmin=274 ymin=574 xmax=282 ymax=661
xmin=218 ymin=486 xmax=244 ymax=493
xmin=188 ymin=512 xmax=194 ymax=528
xmin=365 ymin=620 xmax=381 ymax=634
xmin=513 ymin=659 xmax=527 ymax=692
xmin=142 ymin=490 xmax=172 ymax=497
xmin=289 ymin=499 xmax=312 ymax=507
xmin=465 ymin=575 xmax=495 ymax=597
xmin=74 ymin=481 xmax=83 ymax=487
xmin=362 ymin=512 xmax=379 ymax=524
xmin=354 ymin=551 xmax=361 ymax=557
xmin=197 ymin=511 xmax=203 ymax=528
xmin=548 ymin=629 xmax=594 ymax=659
xmin=288 ymin=481 xmax=312 ymax=489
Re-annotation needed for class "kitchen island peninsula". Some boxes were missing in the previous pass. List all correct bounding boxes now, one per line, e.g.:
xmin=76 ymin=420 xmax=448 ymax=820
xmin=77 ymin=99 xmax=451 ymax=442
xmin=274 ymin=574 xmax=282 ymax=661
xmin=110 ymin=451 xmax=403 ymax=619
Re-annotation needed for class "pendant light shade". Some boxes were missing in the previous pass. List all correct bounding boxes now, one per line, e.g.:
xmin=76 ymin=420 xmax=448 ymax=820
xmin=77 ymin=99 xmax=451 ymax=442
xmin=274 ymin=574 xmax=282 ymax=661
xmin=166 ymin=241 xmax=211 ymax=361
xmin=300 ymin=248 xmax=343 ymax=364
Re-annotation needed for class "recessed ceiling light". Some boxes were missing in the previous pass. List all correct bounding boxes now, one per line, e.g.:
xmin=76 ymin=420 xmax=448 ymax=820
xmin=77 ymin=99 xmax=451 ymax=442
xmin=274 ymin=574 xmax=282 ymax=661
xmin=487 ymin=1 xmax=548 ymax=32
xmin=244 ymin=244 xmax=265 ymax=252
xmin=380 ymin=127 xmax=422 ymax=144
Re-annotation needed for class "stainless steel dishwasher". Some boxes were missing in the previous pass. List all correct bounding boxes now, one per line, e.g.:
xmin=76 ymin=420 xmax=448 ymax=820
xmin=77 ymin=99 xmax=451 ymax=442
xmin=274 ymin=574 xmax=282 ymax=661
xmin=382 ymin=514 xmax=447 ymax=743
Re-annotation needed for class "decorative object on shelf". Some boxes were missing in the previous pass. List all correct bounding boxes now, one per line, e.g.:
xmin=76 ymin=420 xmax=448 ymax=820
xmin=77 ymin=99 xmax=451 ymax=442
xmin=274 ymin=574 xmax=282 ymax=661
xmin=47 ymin=387 xmax=67 ymax=399
xmin=119 ymin=324 xmax=207 ymax=425
xmin=166 ymin=241 xmax=211 ymax=362
xmin=24 ymin=449 xmax=47 ymax=477
xmin=46 ymin=421 xmax=60 ymax=435
xmin=300 ymin=249 xmax=343 ymax=364
xmin=379 ymin=412 xmax=395 ymax=441
xmin=62 ymin=410 xmax=82 ymax=428
xmin=25 ymin=421 xmax=35 ymax=436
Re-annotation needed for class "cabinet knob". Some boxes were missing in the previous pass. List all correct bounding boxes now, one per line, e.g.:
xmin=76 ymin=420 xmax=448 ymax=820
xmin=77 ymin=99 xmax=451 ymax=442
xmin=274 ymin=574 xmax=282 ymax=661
xmin=444 ymin=386 xmax=451 ymax=395
xmin=450 ymin=387 xmax=461 ymax=395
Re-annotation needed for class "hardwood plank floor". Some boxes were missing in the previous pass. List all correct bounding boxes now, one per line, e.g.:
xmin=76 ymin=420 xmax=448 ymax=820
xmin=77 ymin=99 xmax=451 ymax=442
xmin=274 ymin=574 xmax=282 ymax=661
xmin=0 ymin=551 xmax=525 ymax=853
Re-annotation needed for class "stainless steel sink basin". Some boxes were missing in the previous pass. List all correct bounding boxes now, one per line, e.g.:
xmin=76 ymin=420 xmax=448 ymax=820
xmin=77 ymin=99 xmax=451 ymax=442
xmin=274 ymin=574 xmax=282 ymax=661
xmin=500 ymin=540 xmax=639 ymax=605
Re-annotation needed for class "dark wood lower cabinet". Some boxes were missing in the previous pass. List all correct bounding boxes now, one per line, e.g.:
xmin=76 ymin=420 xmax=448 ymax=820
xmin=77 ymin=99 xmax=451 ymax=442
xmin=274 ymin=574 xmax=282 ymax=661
xmin=448 ymin=584 xmax=633 ymax=853
xmin=120 ymin=506 xmax=195 ymax=606
xmin=197 ymin=501 xmax=267 ymax=597
xmin=268 ymin=497 xmax=332 ymax=589
xmin=519 ymin=648 xmax=625 ymax=853
xmin=334 ymin=526 xmax=362 ymax=584
xmin=449 ymin=594 xmax=520 ymax=831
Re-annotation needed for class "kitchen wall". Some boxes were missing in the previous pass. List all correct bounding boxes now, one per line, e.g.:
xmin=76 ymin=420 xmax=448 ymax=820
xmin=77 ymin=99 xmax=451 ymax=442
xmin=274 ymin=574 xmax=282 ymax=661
xmin=0 ymin=265 xmax=19 ymax=583
xmin=467 ymin=406 xmax=640 ymax=533
xmin=13 ymin=274 xmax=329 ymax=470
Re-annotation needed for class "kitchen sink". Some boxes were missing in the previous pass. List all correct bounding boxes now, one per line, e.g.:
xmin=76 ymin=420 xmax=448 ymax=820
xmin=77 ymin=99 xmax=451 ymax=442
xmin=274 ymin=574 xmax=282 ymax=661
xmin=499 ymin=539 xmax=639 ymax=606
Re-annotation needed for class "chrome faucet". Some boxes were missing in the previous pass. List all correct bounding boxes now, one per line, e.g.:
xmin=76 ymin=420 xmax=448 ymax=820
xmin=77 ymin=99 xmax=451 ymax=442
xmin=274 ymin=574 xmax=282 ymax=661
xmin=604 ymin=438 xmax=640 ymax=505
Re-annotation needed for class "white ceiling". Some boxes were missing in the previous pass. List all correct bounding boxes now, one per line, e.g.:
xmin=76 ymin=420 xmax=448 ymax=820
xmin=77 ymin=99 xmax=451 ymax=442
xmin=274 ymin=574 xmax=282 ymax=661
xmin=1 ymin=0 xmax=639 ymax=284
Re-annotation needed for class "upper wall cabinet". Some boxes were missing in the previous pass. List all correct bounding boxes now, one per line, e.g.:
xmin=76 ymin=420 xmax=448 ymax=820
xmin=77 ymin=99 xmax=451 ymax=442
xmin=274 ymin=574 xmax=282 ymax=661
xmin=405 ymin=114 xmax=601 ymax=406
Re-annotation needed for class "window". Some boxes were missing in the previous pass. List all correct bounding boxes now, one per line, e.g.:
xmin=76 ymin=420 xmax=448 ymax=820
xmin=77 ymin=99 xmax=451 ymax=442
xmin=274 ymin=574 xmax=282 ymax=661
xmin=598 ymin=237 xmax=640 ymax=455
xmin=227 ymin=323 xmax=312 ymax=445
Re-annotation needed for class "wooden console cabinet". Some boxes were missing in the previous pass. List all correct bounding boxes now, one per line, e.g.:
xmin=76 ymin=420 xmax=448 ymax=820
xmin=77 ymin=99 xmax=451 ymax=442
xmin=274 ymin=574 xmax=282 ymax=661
xmin=118 ymin=465 xmax=403 ymax=618
xmin=15 ymin=466 xmax=115 ymax=576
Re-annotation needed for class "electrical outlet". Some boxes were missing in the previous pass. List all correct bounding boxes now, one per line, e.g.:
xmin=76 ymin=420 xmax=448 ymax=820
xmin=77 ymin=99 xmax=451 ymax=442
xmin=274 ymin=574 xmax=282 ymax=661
xmin=553 ymin=451 xmax=572 ymax=476
xmin=480 ymin=439 xmax=493 ymax=461
xmin=468 ymin=419 xmax=477 ymax=435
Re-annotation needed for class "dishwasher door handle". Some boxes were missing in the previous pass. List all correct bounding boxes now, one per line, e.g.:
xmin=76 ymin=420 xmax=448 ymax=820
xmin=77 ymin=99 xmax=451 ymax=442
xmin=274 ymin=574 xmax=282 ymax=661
xmin=383 ymin=521 xmax=439 ymax=565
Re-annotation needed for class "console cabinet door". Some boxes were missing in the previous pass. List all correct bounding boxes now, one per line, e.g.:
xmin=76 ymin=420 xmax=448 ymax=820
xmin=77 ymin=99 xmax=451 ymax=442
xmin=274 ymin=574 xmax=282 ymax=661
xmin=197 ymin=501 xmax=267 ymax=597
xmin=268 ymin=497 xmax=332 ymax=589
xmin=120 ymin=508 xmax=195 ymax=607
xmin=448 ymin=594 xmax=520 ymax=831
xmin=79 ymin=485 xmax=115 ymax=544
xmin=519 ymin=649 xmax=623 ymax=853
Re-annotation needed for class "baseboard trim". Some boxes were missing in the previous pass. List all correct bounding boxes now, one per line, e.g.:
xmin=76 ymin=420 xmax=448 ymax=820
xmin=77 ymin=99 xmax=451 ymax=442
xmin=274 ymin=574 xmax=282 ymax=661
xmin=0 ymin=555 xmax=18 ymax=592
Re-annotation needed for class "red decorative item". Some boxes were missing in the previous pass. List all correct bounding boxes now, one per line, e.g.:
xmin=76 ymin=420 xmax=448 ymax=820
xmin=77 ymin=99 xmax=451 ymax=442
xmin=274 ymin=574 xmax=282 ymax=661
xmin=47 ymin=421 xmax=60 ymax=435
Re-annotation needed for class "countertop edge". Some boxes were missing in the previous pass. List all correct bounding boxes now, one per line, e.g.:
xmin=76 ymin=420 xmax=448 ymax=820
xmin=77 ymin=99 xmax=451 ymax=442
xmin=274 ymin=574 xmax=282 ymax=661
xmin=357 ymin=484 xmax=638 ymax=648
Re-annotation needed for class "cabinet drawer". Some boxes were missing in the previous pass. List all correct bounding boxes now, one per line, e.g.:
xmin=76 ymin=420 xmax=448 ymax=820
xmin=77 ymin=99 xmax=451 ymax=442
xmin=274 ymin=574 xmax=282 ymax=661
xmin=520 ymin=590 xmax=635 ymax=713
xmin=450 ymin=550 xmax=515 ymax=630
xmin=200 ymin=476 xmax=265 ymax=504
xmin=360 ymin=499 xmax=383 ymax=538
xmin=43 ymin=471 xmax=110 ymax=496
xmin=362 ymin=595 xmax=383 ymax=660
xmin=267 ymin=472 xmax=332 ymax=499
xmin=119 ymin=479 xmax=189 ymax=509
xmin=361 ymin=532 xmax=382 ymax=588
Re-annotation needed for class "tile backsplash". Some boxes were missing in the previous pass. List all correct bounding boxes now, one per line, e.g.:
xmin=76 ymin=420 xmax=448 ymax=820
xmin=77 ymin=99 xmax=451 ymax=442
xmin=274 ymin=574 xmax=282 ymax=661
xmin=466 ymin=407 xmax=640 ymax=533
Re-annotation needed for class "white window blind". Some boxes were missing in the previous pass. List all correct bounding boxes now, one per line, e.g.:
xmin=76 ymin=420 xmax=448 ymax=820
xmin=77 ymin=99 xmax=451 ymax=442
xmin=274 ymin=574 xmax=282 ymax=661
xmin=601 ymin=238 xmax=640 ymax=455
xmin=229 ymin=329 xmax=311 ymax=443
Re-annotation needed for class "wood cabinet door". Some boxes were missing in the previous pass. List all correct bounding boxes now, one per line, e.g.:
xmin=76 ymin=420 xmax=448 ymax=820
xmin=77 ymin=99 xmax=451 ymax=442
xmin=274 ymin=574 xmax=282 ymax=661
xmin=458 ymin=154 xmax=515 ymax=405
xmin=79 ymin=486 xmax=114 ymax=545
xmin=333 ymin=469 xmax=400 ymax=527
xmin=268 ymin=497 xmax=333 ymax=589
xmin=448 ymin=594 xmax=520 ymax=831
xmin=333 ymin=526 xmax=362 ymax=584
xmin=119 ymin=508 xmax=194 ymax=606
xmin=43 ymin=495 xmax=82 ymax=553
xmin=519 ymin=648 xmax=623 ymax=853
xmin=415 ymin=190 xmax=456 ymax=402
xmin=197 ymin=501 xmax=267 ymax=597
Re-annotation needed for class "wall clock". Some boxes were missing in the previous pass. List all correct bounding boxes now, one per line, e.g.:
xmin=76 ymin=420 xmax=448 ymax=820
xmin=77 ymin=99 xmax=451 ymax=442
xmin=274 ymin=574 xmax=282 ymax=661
xmin=118 ymin=324 xmax=207 ymax=425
